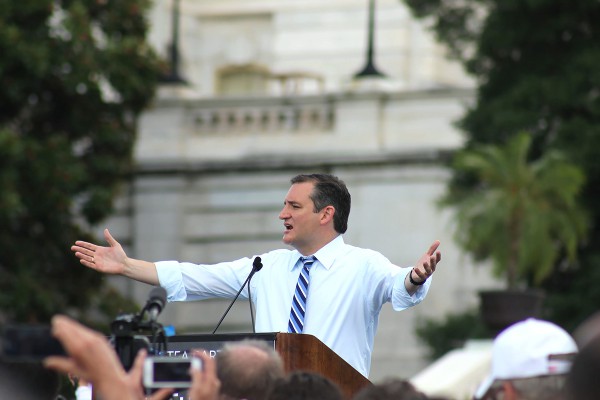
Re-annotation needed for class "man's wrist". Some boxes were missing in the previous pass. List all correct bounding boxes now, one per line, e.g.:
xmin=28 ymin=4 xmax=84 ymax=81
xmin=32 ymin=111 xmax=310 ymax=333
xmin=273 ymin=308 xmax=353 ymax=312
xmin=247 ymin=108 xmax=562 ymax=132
xmin=409 ymin=268 xmax=426 ymax=286
xmin=96 ymin=375 xmax=133 ymax=400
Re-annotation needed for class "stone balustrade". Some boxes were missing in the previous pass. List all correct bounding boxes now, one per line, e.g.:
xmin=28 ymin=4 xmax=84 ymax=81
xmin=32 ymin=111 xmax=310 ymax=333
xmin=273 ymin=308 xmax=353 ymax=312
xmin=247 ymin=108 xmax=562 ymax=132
xmin=191 ymin=101 xmax=334 ymax=135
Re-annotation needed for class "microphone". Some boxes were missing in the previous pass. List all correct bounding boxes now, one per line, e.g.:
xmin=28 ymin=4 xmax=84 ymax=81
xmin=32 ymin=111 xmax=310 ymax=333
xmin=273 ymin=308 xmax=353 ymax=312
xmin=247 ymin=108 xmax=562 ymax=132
xmin=145 ymin=286 xmax=167 ymax=322
xmin=212 ymin=257 xmax=263 ymax=334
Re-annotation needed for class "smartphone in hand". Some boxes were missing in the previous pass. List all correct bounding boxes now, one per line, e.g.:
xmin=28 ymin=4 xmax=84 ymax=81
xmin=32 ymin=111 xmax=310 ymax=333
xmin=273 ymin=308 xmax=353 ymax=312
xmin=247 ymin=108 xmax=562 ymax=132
xmin=143 ymin=356 xmax=202 ymax=389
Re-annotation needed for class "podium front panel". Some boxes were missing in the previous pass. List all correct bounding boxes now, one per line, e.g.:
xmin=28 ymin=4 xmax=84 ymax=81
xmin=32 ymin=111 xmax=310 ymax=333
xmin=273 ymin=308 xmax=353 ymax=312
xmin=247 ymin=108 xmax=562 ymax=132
xmin=155 ymin=332 xmax=278 ymax=357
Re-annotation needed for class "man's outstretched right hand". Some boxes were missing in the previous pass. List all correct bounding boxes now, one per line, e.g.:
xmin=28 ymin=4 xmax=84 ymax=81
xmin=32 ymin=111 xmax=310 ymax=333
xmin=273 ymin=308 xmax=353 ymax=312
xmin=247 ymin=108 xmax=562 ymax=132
xmin=71 ymin=228 xmax=127 ymax=275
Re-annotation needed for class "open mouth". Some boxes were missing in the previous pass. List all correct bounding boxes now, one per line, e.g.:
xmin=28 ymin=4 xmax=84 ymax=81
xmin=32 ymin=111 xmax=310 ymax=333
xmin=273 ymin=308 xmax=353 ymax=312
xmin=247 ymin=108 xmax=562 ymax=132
xmin=284 ymin=223 xmax=293 ymax=231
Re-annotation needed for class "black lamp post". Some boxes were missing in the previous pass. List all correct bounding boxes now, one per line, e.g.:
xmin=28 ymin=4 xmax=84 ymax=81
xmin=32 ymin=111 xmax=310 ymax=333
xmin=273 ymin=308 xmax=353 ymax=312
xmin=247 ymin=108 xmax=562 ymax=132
xmin=354 ymin=0 xmax=386 ymax=79
xmin=161 ymin=0 xmax=186 ymax=83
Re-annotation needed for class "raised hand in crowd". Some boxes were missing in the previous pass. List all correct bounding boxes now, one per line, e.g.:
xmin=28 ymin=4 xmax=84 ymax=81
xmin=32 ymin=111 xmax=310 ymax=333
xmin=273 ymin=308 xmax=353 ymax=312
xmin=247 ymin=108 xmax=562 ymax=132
xmin=43 ymin=315 xmax=172 ymax=400
xmin=188 ymin=350 xmax=221 ymax=400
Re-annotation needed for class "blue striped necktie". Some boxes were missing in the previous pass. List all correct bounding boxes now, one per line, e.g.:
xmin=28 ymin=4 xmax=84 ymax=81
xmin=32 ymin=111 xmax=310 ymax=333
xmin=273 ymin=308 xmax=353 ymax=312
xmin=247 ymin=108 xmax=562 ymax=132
xmin=288 ymin=256 xmax=316 ymax=333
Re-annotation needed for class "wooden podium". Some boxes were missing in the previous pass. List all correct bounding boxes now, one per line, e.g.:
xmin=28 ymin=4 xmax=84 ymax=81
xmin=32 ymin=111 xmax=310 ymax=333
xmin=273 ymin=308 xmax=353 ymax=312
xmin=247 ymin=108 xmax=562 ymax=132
xmin=164 ymin=332 xmax=372 ymax=399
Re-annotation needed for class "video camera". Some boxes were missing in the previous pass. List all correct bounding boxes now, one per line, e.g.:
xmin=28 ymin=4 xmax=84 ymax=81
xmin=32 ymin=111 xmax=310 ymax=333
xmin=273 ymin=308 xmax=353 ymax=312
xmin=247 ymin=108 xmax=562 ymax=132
xmin=110 ymin=286 xmax=169 ymax=370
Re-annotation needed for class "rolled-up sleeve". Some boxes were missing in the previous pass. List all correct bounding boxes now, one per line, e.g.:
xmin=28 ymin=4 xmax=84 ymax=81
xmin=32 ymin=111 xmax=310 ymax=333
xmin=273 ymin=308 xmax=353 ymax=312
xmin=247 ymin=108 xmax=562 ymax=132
xmin=391 ymin=267 xmax=431 ymax=311
xmin=156 ymin=261 xmax=188 ymax=301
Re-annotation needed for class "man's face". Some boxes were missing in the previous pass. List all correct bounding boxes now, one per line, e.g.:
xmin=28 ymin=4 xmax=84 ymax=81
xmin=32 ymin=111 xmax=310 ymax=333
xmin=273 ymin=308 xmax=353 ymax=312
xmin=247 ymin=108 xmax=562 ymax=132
xmin=279 ymin=182 xmax=322 ymax=252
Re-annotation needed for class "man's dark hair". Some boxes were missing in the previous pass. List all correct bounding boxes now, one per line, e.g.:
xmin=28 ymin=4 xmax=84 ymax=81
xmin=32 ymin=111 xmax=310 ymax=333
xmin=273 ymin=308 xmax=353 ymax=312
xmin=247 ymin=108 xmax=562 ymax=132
xmin=353 ymin=378 xmax=429 ymax=400
xmin=290 ymin=173 xmax=351 ymax=234
xmin=565 ymin=334 xmax=600 ymax=400
xmin=216 ymin=339 xmax=285 ymax=400
xmin=267 ymin=370 xmax=344 ymax=400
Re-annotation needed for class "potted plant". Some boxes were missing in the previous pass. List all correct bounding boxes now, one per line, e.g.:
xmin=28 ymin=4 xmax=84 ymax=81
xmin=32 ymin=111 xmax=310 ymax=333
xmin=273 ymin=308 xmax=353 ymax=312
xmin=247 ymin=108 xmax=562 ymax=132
xmin=439 ymin=132 xmax=588 ymax=333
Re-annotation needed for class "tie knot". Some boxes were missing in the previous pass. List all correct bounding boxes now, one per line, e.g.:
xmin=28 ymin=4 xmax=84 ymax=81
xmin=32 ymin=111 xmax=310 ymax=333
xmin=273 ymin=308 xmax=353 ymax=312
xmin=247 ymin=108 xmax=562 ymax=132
xmin=300 ymin=256 xmax=316 ymax=267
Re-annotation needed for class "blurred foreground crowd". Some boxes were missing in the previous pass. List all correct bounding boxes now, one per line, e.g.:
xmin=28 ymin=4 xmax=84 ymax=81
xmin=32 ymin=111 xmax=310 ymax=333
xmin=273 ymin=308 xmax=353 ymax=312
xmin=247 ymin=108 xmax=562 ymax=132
xmin=2 ymin=314 xmax=600 ymax=400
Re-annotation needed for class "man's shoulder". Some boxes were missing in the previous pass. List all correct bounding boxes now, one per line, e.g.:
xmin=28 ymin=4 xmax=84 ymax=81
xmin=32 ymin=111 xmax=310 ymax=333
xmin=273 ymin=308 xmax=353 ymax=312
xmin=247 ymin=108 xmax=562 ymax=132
xmin=266 ymin=248 xmax=295 ymax=256
xmin=262 ymin=248 xmax=297 ymax=261
xmin=331 ymin=245 xmax=396 ymax=282
xmin=342 ymin=243 xmax=385 ymax=257
xmin=336 ymin=243 xmax=391 ymax=266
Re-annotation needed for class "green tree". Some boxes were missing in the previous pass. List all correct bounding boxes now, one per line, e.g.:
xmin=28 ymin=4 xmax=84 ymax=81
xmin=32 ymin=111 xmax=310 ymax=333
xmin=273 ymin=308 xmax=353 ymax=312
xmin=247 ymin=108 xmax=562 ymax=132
xmin=0 ymin=1 xmax=161 ymax=324
xmin=402 ymin=0 xmax=600 ymax=329
xmin=440 ymin=133 xmax=587 ymax=289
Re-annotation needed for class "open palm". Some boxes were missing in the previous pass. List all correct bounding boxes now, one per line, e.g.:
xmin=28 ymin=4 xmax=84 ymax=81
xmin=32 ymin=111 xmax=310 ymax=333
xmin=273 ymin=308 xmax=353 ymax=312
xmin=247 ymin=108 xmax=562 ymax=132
xmin=71 ymin=229 xmax=127 ymax=275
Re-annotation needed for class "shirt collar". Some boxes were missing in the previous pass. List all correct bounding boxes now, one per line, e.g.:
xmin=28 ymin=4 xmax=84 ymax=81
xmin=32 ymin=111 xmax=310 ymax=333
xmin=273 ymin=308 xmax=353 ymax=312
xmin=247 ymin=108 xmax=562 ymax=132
xmin=290 ymin=235 xmax=345 ymax=271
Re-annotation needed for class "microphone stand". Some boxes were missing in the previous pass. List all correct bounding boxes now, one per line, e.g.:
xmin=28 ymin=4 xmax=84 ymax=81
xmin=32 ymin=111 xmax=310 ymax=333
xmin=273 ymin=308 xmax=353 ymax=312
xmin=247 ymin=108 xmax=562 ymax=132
xmin=248 ymin=256 xmax=263 ymax=333
xmin=249 ymin=280 xmax=256 ymax=333
xmin=212 ymin=257 xmax=262 ymax=334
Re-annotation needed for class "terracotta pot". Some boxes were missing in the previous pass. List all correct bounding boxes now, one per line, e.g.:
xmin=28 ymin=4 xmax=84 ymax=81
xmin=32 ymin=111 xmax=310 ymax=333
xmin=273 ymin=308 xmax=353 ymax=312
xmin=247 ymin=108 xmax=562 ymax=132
xmin=478 ymin=289 xmax=545 ymax=336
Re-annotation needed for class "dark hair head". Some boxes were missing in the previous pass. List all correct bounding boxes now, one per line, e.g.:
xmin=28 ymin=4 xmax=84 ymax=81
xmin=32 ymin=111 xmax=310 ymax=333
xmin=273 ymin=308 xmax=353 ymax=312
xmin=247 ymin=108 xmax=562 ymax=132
xmin=290 ymin=174 xmax=351 ymax=234
xmin=267 ymin=371 xmax=344 ymax=400
xmin=565 ymin=335 xmax=600 ymax=400
xmin=353 ymin=378 xmax=429 ymax=400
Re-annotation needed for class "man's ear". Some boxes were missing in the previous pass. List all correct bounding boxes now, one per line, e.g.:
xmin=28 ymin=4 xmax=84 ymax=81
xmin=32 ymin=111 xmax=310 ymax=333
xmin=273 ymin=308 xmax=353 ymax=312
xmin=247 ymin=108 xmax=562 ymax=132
xmin=501 ymin=381 xmax=518 ymax=400
xmin=320 ymin=205 xmax=335 ymax=225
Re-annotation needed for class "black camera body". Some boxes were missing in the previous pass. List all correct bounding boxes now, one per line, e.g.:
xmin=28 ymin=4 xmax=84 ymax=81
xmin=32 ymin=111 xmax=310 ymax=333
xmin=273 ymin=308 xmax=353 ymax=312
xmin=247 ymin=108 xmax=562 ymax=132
xmin=0 ymin=325 xmax=66 ymax=361
xmin=110 ymin=312 xmax=167 ymax=370
xmin=108 ymin=287 xmax=169 ymax=370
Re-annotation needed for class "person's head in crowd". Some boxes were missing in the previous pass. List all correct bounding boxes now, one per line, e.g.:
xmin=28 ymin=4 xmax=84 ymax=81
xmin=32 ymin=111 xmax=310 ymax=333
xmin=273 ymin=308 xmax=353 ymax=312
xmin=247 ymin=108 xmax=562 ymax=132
xmin=571 ymin=310 xmax=600 ymax=349
xmin=564 ymin=334 xmax=600 ymax=400
xmin=216 ymin=339 xmax=285 ymax=400
xmin=474 ymin=318 xmax=577 ymax=400
xmin=0 ymin=360 xmax=61 ymax=399
xmin=267 ymin=370 xmax=344 ymax=400
xmin=353 ymin=378 xmax=429 ymax=400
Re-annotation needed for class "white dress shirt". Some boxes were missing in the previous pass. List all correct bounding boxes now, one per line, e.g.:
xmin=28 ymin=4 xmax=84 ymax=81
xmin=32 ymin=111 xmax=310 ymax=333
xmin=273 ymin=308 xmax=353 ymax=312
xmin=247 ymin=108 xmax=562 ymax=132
xmin=155 ymin=235 xmax=431 ymax=377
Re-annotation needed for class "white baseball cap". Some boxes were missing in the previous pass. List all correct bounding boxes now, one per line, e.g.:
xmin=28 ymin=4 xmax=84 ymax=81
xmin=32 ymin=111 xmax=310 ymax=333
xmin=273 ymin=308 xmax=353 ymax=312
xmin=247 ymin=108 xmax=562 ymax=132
xmin=474 ymin=318 xmax=578 ymax=399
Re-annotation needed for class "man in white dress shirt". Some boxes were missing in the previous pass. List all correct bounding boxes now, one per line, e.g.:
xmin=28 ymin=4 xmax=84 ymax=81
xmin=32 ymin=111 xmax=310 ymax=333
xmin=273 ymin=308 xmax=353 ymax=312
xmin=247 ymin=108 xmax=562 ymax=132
xmin=71 ymin=173 xmax=441 ymax=377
